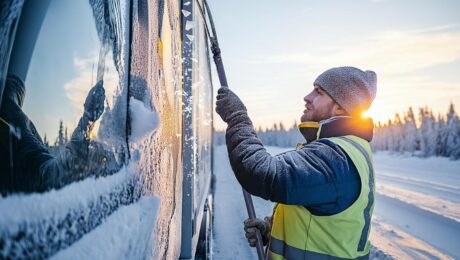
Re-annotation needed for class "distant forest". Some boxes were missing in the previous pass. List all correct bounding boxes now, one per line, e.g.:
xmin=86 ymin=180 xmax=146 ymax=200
xmin=214 ymin=103 xmax=460 ymax=160
xmin=42 ymin=120 xmax=68 ymax=148
xmin=42 ymin=120 xmax=69 ymax=156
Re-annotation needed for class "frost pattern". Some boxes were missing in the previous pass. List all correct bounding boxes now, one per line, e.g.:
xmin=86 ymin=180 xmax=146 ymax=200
xmin=0 ymin=166 xmax=137 ymax=259
xmin=129 ymin=0 xmax=184 ymax=258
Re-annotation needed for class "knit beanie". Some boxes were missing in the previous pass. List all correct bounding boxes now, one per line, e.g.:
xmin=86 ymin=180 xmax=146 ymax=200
xmin=313 ymin=66 xmax=377 ymax=115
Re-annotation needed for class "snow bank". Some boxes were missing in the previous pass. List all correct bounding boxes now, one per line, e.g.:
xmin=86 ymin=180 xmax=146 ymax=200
xmin=51 ymin=196 xmax=160 ymax=260
xmin=376 ymin=183 xmax=460 ymax=223
xmin=129 ymin=97 xmax=160 ymax=143
xmin=370 ymin=216 xmax=453 ymax=259
xmin=373 ymin=152 xmax=460 ymax=258
xmin=0 ymin=165 xmax=137 ymax=259
xmin=374 ymin=151 xmax=460 ymax=180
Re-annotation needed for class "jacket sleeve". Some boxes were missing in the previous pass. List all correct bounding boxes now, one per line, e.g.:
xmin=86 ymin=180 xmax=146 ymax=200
xmin=225 ymin=111 xmax=357 ymax=206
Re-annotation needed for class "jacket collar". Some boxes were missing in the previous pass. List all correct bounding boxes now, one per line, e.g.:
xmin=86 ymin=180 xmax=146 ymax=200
xmin=298 ymin=116 xmax=374 ymax=143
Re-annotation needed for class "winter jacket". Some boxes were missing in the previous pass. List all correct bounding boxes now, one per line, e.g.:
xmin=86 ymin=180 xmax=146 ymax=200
xmin=225 ymin=113 xmax=374 ymax=216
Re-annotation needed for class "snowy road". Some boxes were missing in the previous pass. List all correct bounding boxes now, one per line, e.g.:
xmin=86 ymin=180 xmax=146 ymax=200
xmin=212 ymin=146 xmax=460 ymax=259
xmin=373 ymin=153 xmax=460 ymax=259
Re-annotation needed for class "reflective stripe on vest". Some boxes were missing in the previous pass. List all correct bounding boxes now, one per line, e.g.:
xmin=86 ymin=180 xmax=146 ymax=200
xmin=336 ymin=136 xmax=375 ymax=251
xmin=269 ymin=135 xmax=375 ymax=260
xmin=270 ymin=237 xmax=370 ymax=260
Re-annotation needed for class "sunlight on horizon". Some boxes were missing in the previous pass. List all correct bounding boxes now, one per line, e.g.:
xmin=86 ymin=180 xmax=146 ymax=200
xmin=362 ymin=106 xmax=393 ymax=124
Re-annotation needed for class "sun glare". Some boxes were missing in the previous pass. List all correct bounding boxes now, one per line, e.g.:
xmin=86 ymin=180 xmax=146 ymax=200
xmin=361 ymin=107 xmax=392 ymax=123
xmin=362 ymin=110 xmax=371 ymax=118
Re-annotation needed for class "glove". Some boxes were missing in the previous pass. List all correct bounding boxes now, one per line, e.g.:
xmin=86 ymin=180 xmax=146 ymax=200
xmin=244 ymin=217 xmax=271 ymax=247
xmin=215 ymin=87 xmax=247 ymax=123
xmin=84 ymin=80 xmax=105 ymax=122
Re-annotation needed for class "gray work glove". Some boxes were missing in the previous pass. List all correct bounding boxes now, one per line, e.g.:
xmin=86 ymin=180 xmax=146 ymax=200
xmin=215 ymin=87 xmax=247 ymax=123
xmin=84 ymin=80 xmax=105 ymax=122
xmin=244 ymin=216 xmax=271 ymax=247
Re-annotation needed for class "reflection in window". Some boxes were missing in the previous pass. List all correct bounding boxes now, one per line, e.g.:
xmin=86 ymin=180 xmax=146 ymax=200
xmin=3 ymin=0 xmax=129 ymax=194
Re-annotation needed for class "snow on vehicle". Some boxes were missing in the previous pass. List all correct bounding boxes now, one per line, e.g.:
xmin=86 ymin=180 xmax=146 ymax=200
xmin=0 ymin=0 xmax=213 ymax=259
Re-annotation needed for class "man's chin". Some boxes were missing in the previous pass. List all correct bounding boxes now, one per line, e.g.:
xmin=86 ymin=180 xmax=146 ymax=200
xmin=300 ymin=114 xmax=311 ymax=122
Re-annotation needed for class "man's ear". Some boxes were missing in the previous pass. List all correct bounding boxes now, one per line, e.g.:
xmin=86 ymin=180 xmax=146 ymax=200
xmin=333 ymin=104 xmax=347 ymax=116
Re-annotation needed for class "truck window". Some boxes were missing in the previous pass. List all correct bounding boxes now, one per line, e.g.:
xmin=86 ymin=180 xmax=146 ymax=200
xmin=12 ymin=0 xmax=130 ymax=192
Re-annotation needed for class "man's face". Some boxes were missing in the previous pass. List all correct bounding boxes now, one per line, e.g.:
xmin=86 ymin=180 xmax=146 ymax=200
xmin=301 ymin=85 xmax=337 ymax=122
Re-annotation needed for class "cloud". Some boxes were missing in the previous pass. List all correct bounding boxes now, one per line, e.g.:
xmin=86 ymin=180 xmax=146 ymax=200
xmin=63 ymin=53 xmax=119 ymax=121
xmin=64 ymin=55 xmax=96 ymax=118
xmin=253 ymin=27 xmax=460 ymax=77
xmin=408 ymin=24 xmax=460 ymax=34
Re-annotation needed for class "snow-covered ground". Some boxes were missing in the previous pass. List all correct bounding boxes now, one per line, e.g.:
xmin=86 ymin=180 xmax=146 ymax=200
xmin=212 ymin=146 xmax=460 ymax=259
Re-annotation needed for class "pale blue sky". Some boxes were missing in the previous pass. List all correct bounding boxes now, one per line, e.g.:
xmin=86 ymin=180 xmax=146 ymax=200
xmin=22 ymin=1 xmax=124 ymax=142
xmin=210 ymin=0 xmax=460 ymax=129
xmin=23 ymin=1 xmax=101 ymax=141
xmin=21 ymin=0 xmax=460 ymax=139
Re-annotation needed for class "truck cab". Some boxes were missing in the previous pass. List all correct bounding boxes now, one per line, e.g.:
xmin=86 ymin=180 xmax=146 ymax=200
xmin=0 ymin=0 xmax=213 ymax=258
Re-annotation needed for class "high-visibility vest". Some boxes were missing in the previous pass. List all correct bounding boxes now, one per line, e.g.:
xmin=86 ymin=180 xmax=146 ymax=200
xmin=269 ymin=135 xmax=375 ymax=259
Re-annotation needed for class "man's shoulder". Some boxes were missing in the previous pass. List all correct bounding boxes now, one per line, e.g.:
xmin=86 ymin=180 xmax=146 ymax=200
xmin=297 ymin=138 xmax=350 ymax=164
xmin=300 ymin=138 xmax=343 ymax=151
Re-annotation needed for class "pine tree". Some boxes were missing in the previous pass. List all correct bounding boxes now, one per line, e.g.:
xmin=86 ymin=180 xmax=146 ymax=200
xmin=403 ymin=107 xmax=418 ymax=154
xmin=43 ymin=134 xmax=49 ymax=148
xmin=386 ymin=119 xmax=394 ymax=151
xmin=419 ymin=108 xmax=436 ymax=157
xmin=278 ymin=122 xmax=286 ymax=146
xmin=445 ymin=103 xmax=460 ymax=159
xmin=393 ymin=113 xmax=404 ymax=152
xmin=64 ymin=127 xmax=69 ymax=143
xmin=57 ymin=120 xmax=65 ymax=147
xmin=433 ymin=113 xmax=444 ymax=156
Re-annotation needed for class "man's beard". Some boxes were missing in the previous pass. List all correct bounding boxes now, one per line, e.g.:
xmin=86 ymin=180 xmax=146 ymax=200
xmin=301 ymin=107 xmax=334 ymax=122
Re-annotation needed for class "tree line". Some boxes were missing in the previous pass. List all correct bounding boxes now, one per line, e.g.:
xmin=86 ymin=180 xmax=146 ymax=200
xmin=214 ymin=121 xmax=305 ymax=149
xmin=214 ymin=103 xmax=460 ymax=160
xmin=373 ymin=103 xmax=460 ymax=159
xmin=43 ymin=120 xmax=69 ymax=148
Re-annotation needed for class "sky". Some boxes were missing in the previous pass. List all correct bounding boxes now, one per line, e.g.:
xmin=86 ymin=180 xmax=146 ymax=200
xmin=210 ymin=0 xmax=460 ymax=130
xmin=19 ymin=0 xmax=460 ymax=139
xmin=23 ymin=1 xmax=119 ymax=142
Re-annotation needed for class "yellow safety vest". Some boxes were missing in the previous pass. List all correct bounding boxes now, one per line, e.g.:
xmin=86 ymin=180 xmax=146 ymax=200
xmin=269 ymin=135 xmax=375 ymax=259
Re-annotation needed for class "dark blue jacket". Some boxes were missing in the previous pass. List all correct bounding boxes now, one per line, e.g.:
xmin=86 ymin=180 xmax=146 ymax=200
xmin=225 ymin=112 xmax=373 ymax=216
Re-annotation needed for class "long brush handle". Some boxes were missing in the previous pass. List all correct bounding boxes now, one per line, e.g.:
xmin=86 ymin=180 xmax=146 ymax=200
xmin=196 ymin=1 xmax=266 ymax=258
xmin=243 ymin=189 xmax=266 ymax=260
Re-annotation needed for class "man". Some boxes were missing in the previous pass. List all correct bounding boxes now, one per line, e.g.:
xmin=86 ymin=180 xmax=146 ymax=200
xmin=0 ymin=75 xmax=120 ymax=195
xmin=215 ymin=66 xmax=377 ymax=259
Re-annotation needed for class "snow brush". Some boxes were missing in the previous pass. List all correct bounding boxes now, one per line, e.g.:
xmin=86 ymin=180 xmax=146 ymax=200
xmin=194 ymin=1 xmax=266 ymax=259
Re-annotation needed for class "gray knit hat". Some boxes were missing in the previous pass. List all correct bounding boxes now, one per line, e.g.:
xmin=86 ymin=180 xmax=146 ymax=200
xmin=313 ymin=66 xmax=377 ymax=115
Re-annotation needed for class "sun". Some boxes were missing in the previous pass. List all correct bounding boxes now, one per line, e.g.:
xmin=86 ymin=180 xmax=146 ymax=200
xmin=361 ymin=110 xmax=372 ymax=118
xmin=361 ymin=106 xmax=391 ymax=123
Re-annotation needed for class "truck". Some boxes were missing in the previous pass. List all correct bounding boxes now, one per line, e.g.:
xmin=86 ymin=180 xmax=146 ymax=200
xmin=0 ymin=0 xmax=213 ymax=258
